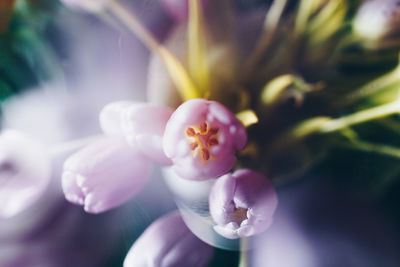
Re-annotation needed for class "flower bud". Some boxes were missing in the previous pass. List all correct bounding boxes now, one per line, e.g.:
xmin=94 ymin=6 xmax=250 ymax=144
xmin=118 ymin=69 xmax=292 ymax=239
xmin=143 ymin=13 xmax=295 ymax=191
xmin=124 ymin=211 xmax=213 ymax=267
xmin=354 ymin=0 xmax=400 ymax=41
xmin=163 ymin=99 xmax=247 ymax=180
xmin=0 ymin=130 xmax=51 ymax=218
xmin=99 ymin=101 xmax=173 ymax=165
xmin=62 ymin=137 xmax=151 ymax=214
xmin=60 ymin=0 xmax=107 ymax=13
xmin=209 ymin=169 xmax=278 ymax=239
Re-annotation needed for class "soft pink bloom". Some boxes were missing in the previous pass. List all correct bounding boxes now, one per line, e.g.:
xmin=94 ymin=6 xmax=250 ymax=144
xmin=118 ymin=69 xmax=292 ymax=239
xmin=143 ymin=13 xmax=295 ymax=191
xmin=60 ymin=0 xmax=106 ymax=13
xmin=209 ymin=169 xmax=278 ymax=239
xmin=161 ymin=0 xmax=208 ymax=21
xmin=163 ymin=99 xmax=246 ymax=180
xmin=124 ymin=211 xmax=213 ymax=267
xmin=62 ymin=136 xmax=151 ymax=214
xmin=0 ymin=130 xmax=51 ymax=218
xmin=100 ymin=101 xmax=173 ymax=165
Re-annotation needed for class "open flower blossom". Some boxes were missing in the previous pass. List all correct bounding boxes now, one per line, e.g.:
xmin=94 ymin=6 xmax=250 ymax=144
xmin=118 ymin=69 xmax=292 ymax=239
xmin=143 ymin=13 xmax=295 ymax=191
xmin=163 ymin=99 xmax=247 ymax=180
xmin=0 ymin=130 xmax=51 ymax=218
xmin=60 ymin=0 xmax=107 ymax=13
xmin=209 ymin=169 xmax=278 ymax=239
xmin=124 ymin=211 xmax=213 ymax=267
xmin=354 ymin=0 xmax=400 ymax=41
xmin=62 ymin=136 xmax=151 ymax=214
xmin=100 ymin=101 xmax=173 ymax=165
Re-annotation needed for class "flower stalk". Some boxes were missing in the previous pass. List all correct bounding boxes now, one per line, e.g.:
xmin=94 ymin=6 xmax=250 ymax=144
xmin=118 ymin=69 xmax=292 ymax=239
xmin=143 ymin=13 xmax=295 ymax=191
xmin=320 ymin=101 xmax=400 ymax=133
xmin=267 ymin=100 xmax=400 ymax=156
xmin=238 ymin=238 xmax=249 ymax=267
xmin=336 ymin=137 xmax=400 ymax=160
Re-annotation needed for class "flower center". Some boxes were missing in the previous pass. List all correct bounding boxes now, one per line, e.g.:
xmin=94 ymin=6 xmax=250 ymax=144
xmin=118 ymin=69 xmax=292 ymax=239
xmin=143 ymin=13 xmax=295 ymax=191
xmin=229 ymin=207 xmax=248 ymax=226
xmin=185 ymin=121 xmax=219 ymax=161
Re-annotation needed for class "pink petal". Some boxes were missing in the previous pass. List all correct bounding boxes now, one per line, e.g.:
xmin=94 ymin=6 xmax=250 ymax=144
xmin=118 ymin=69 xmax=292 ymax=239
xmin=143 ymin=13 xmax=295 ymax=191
xmin=209 ymin=169 xmax=278 ymax=239
xmin=124 ymin=211 xmax=213 ymax=267
xmin=62 ymin=136 xmax=151 ymax=214
xmin=100 ymin=101 xmax=173 ymax=165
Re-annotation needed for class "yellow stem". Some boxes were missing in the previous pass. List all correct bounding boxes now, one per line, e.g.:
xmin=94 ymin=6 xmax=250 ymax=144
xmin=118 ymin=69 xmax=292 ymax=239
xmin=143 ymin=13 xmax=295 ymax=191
xmin=238 ymin=238 xmax=249 ymax=267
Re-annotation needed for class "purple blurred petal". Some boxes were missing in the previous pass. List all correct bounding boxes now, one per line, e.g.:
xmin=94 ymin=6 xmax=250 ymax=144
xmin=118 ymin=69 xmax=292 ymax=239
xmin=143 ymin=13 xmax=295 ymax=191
xmin=124 ymin=211 xmax=213 ymax=267
xmin=0 ymin=130 xmax=51 ymax=219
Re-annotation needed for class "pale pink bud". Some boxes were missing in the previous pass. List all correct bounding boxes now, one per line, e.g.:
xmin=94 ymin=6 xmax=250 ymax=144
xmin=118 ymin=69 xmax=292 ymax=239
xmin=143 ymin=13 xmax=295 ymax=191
xmin=209 ymin=169 xmax=278 ymax=239
xmin=0 ymin=130 xmax=51 ymax=218
xmin=161 ymin=0 xmax=208 ymax=21
xmin=60 ymin=0 xmax=107 ymax=13
xmin=163 ymin=99 xmax=247 ymax=180
xmin=354 ymin=0 xmax=400 ymax=40
xmin=99 ymin=101 xmax=173 ymax=165
xmin=124 ymin=211 xmax=213 ymax=267
xmin=62 ymin=137 xmax=151 ymax=214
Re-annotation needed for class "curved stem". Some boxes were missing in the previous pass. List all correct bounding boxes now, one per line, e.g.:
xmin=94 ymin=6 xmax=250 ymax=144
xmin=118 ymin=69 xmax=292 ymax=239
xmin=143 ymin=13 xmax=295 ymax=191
xmin=345 ymin=64 xmax=400 ymax=103
xmin=337 ymin=139 xmax=400 ymax=160
xmin=242 ymin=0 xmax=288 ymax=78
xmin=267 ymin=101 xmax=400 ymax=157
xmin=320 ymin=101 xmax=400 ymax=133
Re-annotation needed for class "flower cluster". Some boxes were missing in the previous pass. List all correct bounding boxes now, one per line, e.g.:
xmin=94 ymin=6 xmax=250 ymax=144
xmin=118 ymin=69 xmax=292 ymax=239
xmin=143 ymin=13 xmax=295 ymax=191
xmin=5 ymin=0 xmax=400 ymax=265
xmin=61 ymin=98 xmax=278 ymax=242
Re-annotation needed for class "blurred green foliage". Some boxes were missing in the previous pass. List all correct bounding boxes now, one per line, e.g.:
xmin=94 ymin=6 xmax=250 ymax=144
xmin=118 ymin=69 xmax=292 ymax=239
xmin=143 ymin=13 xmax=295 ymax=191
xmin=0 ymin=0 xmax=61 ymax=103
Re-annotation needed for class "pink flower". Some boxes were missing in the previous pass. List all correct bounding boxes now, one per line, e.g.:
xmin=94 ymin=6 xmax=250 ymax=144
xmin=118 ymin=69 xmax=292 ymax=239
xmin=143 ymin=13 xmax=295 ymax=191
xmin=62 ymin=136 xmax=151 ymax=214
xmin=161 ymin=0 xmax=208 ymax=21
xmin=163 ymin=99 xmax=246 ymax=180
xmin=209 ymin=169 xmax=278 ymax=239
xmin=60 ymin=0 xmax=106 ymax=13
xmin=0 ymin=130 xmax=51 ymax=218
xmin=124 ymin=211 xmax=213 ymax=267
xmin=99 ymin=101 xmax=173 ymax=165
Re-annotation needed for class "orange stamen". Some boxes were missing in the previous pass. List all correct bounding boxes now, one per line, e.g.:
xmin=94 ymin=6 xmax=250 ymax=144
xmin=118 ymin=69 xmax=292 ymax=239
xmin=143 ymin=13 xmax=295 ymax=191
xmin=185 ymin=122 xmax=220 ymax=161
xmin=202 ymin=148 xmax=210 ymax=160
xmin=186 ymin=127 xmax=196 ymax=136
xmin=209 ymin=138 xmax=219 ymax=146
xmin=199 ymin=121 xmax=208 ymax=134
